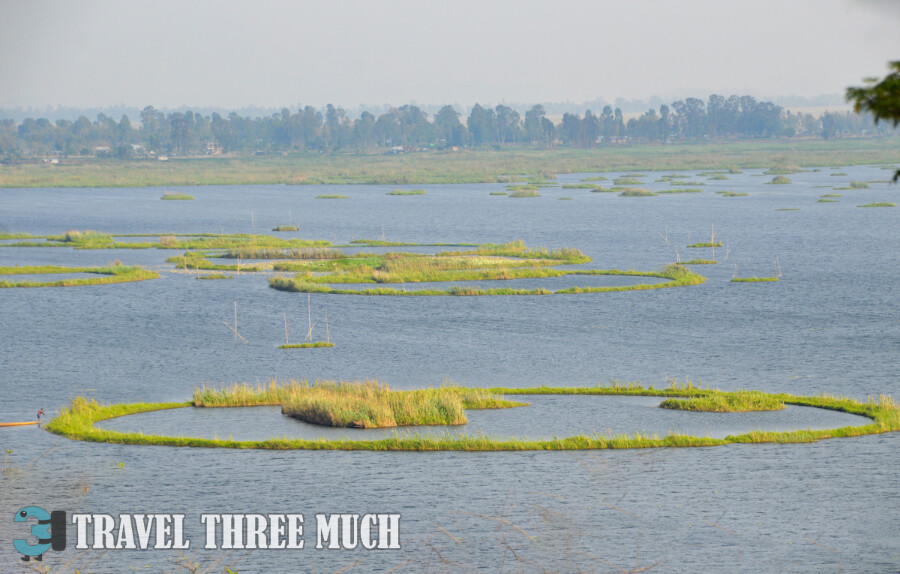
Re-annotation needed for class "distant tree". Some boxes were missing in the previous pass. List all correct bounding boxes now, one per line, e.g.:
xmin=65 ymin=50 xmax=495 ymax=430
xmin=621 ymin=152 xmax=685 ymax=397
xmin=847 ymin=61 xmax=900 ymax=181
xmin=433 ymin=105 xmax=464 ymax=146
xmin=523 ymin=104 xmax=545 ymax=143
xmin=354 ymin=111 xmax=375 ymax=148
xmin=467 ymin=104 xmax=495 ymax=146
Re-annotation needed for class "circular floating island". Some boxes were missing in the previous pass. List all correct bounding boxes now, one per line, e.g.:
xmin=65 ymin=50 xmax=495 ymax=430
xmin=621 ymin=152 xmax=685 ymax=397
xmin=46 ymin=381 xmax=900 ymax=451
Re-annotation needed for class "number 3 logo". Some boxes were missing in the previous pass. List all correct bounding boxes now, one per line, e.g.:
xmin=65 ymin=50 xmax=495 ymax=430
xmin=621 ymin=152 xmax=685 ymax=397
xmin=13 ymin=506 xmax=66 ymax=562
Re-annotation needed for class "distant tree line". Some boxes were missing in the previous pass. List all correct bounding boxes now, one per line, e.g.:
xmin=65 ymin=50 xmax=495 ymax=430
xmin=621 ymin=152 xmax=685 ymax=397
xmin=1 ymin=95 xmax=895 ymax=158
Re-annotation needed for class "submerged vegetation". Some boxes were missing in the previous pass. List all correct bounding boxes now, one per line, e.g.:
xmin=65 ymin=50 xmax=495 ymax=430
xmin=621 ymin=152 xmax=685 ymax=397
xmin=45 ymin=381 xmax=900 ymax=451
xmin=387 ymin=189 xmax=426 ymax=195
xmin=658 ymin=188 xmax=702 ymax=194
xmin=0 ymin=264 xmax=159 ymax=287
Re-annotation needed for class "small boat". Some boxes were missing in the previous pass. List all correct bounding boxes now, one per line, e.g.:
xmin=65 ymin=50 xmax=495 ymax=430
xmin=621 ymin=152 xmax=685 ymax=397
xmin=0 ymin=421 xmax=40 ymax=427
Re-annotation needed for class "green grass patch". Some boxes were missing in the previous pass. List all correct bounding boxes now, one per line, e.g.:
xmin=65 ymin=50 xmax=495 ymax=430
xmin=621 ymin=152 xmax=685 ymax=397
xmin=849 ymin=181 xmax=870 ymax=189
xmin=509 ymin=189 xmax=541 ymax=198
xmin=765 ymin=165 xmax=802 ymax=175
xmin=669 ymin=181 xmax=705 ymax=186
xmin=44 ymin=382 xmax=900 ymax=451
xmin=618 ymin=188 xmax=657 ymax=197
xmin=706 ymin=174 xmax=729 ymax=180
xmin=558 ymin=197 xmax=573 ymax=200
xmin=613 ymin=176 xmax=643 ymax=185
xmin=160 ymin=192 xmax=194 ymax=200
xmin=776 ymin=208 xmax=799 ymax=211
xmin=490 ymin=191 xmax=508 ymax=195
xmin=831 ymin=172 xmax=848 ymax=176
xmin=561 ymin=183 xmax=601 ymax=189
xmin=196 ymin=274 xmax=232 ymax=280
xmin=768 ymin=176 xmax=792 ymax=184
xmin=858 ymin=202 xmax=896 ymax=208
xmin=316 ymin=194 xmax=349 ymax=199
xmin=681 ymin=259 xmax=717 ymax=265
xmin=817 ymin=199 xmax=838 ymax=203
xmin=821 ymin=193 xmax=842 ymax=198
xmin=686 ymin=242 xmax=723 ymax=248
xmin=278 ymin=342 xmax=335 ymax=349
xmin=718 ymin=191 xmax=748 ymax=197
xmin=387 ymin=189 xmax=426 ymax=195
xmin=581 ymin=176 xmax=607 ymax=181
xmin=272 ymin=225 xmax=299 ymax=232
xmin=659 ymin=390 xmax=783 ymax=412
xmin=0 ymin=264 xmax=159 ymax=287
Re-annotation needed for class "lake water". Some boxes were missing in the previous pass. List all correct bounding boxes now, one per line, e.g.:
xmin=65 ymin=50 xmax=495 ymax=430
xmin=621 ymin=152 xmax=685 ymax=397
xmin=1 ymin=165 xmax=899 ymax=572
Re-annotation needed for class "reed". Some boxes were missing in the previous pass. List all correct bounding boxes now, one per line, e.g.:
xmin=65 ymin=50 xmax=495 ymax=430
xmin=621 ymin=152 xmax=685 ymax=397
xmin=686 ymin=242 xmax=722 ymax=248
xmin=196 ymin=274 xmax=233 ymax=280
xmin=765 ymin=165 xmax=802 ymax=174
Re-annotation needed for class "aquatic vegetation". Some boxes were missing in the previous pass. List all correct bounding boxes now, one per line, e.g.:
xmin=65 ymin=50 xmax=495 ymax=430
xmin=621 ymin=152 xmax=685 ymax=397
xmin=669 ymin=181 xmax=705 ymax=186
xmin=681 ymin=259 xmax=717 ymax=265
xmin=558 ymin=197 xmax=573 ymax=200
xmin=45 ymin=384 xmax=900 ymax=451
xmin=278 ymin=342 xmax=335 ymax=349
xmin=718 ymin=192 xmax=748 ymax=197
xmin=490 ymin=191 xmax=508 ymax=195
xmin=822 ymin=193 xmax=843 ymax=198
xmin=613 ymin=176 xmax=643 ymax=185
xmin=731 ymin=276 xmax=779 ymax=282
xmin=686 ymin=242 xmax=723 ymax=248
xmin=160 ymin=192 xmax=194 ymax=200
xmin=581 ymin=176 xmax=607 ymax=181
xmin=0 ymin=264 xmax=159 ymax=287
xmin=272 ymin=225 xmax=299 ymax=232
xmin=561 ymin=183 xmax=601 ymax=189
xmin=776 ymin=208 xmax=799 ymax=211
xmin=506 ymin=184 xmax=539 ymax=191
xmin=218 ymin=247 xmax=343 ymax=260
xmin=850 ymin=181 xmax=870 ymax=188
xmin=857 ymin=202 xmax=896 ymax=207
xmin=196 ymin=274 xmax=233 ymax=280
xmin=765 ymin=165 xmax=802 ymax=175
xmin=588 ymin=186 xmax=618 ymax=192
xmin=706 ymin=174 xmax=729 ymax=180
xmin=387 ymin=189 xmax=426 ymax=195
xmin=817 ymin=199 xmax=837 ymax=203
xmin=768 ymin=176 xmax=792 ymax=184
xmin=831 ymin=172 xmax=848 ymax=176
xmin=659 ymin=390 xmax=783 ymax=412
xmin=316 ymin=194 xmax=349 ymax=199
xmin=509 ymin=189 xmax=541 ymax=197
xmin=618 ymin=188 xmax=657 ymax=197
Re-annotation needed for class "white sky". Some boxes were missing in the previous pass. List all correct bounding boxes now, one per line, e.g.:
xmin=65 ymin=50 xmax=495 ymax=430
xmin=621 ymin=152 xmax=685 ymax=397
xmin=0 ymin=0 xmax=897 ymax=110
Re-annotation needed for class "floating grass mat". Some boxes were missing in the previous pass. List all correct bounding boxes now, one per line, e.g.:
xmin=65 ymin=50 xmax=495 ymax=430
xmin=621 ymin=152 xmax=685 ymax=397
xmin=316 ymin=194 xmax=349 ymax=199
xmin=558 ymin=197 xmax=573 ymax=200
xmin=817 ymin=199 xmax=838 ymax=203
xmin=272 ymin=225 xmax=299 ymax=232
xmin=831 ymin=172 xmax=848 ymax=176
xmin=613 ymin=176 xmax=643 ymax=185
xmin=765 ymin=165 xmax=803 ymax=175
xmin=387 ymin=189 xmax=426 ymax=195
xmin=218 ymin=247 xmax=343 ymax=260
xmin=509 ymin=189 xmax=541 ymax=198
xmin=658 ymin=390 xmax=784 ymax=412
xmin=686 ymin=242 xmax=723 ymax=248
xmin=270 ymin=260 xmax=705 ymax=296
xmin=681 ymin=259 xmax=717 ymax=265
xmin=196 ymin=274 xmax=232 ymax=280
xmin=718 ymin=192 xmax=748 ymax=197
xmin=857 ymin=202 xmax=896 ymax=208
xmin=345 ymin=239 xmax=479 ymax=247
xmin=581 ymin=176 xmax=607 ymax=181
xmin=776 ymin=208 xmax=800 ymax=211
xmin=490 ymin=191 xmax=508 ymax=195
xmin=561 ymin=183 xmax=601 ymax=189
xmin=669 ymin=181 xmax=705 ymax=186
xmin=161 ymin=192 xmax=194 ymax=200
xmin=731 ymin=276 xmax=779 ymax=282
xmin=279 ymin=342 xmax=335 ymax=349
xmin=706 ymin=174 xmax=729 ymax=180
xmin=4 ymin=230 xmax=332 ymax=251
xmin=822 ymin=193 xmax=843 ymax=198
xmin=0 ymin=264 xmax=158 ymax=287
xmin=617 ymin=188 xmax=657 ymax=197
xmin=45 ymin=381 xmax=900 ymax=451
xmin=767 ymin=176 xmax=792 ymax=184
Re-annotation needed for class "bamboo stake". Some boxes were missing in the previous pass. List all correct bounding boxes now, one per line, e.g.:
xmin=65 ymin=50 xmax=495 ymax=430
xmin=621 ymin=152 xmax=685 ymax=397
xmin=325 ymin=308 xmax=330 ymax=344
xmin=732 ymin=263 xmax=738 ymax=279
xmin=234 ymin=301 xmax=237 ymax=342
xmin=223 ymin=321 xmax=248 ymax=344
xmin=306 ymin=293 xmax=312 ymax=342
xmin=283 ymin=313 xmax=289 ymax=345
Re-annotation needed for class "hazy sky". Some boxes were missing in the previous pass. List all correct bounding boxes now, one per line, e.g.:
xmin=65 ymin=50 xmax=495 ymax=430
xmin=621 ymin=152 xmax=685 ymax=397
xmin=1 ymin=0 xmax=897 ymax=110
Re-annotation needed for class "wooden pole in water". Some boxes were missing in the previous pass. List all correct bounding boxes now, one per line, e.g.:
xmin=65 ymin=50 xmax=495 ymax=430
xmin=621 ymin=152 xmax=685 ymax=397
xmin=325 ymin=308 xmax=330 ymax=344
xmin=284 ymin=312 xmax=289 ymax=345
xmin=306 ymin=293 xmax=312 ymax=342
xmin=234 ymin=301 xmax=238 ymax=343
